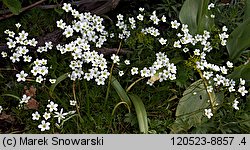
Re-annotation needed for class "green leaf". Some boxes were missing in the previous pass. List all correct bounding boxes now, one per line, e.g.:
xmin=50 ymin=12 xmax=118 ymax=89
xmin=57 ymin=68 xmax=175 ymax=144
xmin=228 ymin=62 xmax=250 ymax=86
xmin=176 ymin=79 xmax=209 ymax=122
xmin=2 ymin=0 xmax=22 ymax=15
xmin=179 ymin=0 xmax=212 ymax=34
xmin=50 ymin=73 xmax=69 ymax=93
xmin=226 ymin=19 xmax=250 ymax=61
xmin=111 ymin=76 xmax=131 ymax=106
xmin=244 ymin=0 xmax=250 ymax=20
xmin=1 ymin=93 xmax=21 ymax=101
xmin=129 ymin=94 xmax=148 ymax=134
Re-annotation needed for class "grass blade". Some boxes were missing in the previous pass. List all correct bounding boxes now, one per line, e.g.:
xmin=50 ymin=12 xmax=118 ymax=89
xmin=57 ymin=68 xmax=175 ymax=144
xmin=129 ymin=94 xmax=148 ymax=134
xmin=111 ymin=76 xmax=131 ymax=106
xmin=1 ymin=93 xmax=21 ymax=101
xmin=50 ymin=73 xmax=69 ymax=93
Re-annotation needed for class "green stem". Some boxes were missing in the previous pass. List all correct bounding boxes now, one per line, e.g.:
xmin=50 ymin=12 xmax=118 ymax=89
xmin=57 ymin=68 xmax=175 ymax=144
xmin=104 ymin=41 xmax=122 ymax=106
xmin=126 ymin=77 xmax=145 ymax=93
xmin=73 ymin=81 xmax=85 ymax=126
xmin=197 ymin=69 xmax=216 ymax=114
xmin=84 ymin=80 xmax=90 ymax=115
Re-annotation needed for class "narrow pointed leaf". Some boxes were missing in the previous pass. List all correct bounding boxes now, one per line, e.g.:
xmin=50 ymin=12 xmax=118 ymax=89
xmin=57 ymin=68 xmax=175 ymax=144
xmin=111 ymin=76 xmax=131 ymax=106
xmin=1 ymin=93 xmax=21 ymax=101
xmin=129 ymin=94 xmax=148 ymax=134
xmin=50 ymin=73 xmax=69 ymax=92
xmin=226 ymin=19 xmax=250 ymax=61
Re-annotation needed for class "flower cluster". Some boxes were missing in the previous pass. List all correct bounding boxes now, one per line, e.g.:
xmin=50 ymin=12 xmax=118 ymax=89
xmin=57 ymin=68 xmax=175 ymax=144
xmin=136 ymin=52 xmax=177 ymax=86
xmin=169 ymin=15 xmax=248 ymax=118
xmin=3 ymin=25 xmax=57 ymax=84
xmin=32 ymin=100 xmax=75 ymax=131
xmin=56 ymin=3 xmax=110 ymax=85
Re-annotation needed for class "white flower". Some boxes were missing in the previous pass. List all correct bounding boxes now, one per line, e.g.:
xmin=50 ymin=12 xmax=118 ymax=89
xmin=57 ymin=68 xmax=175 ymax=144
xmin=16 ymin=70 xmax=28 ymax=82
xmin=139 ymin=7 xmax=144 ymax=12
xmin=140 ymin=67 xmax=150 ymax=77
xmin=232 ymin=99 xmax=239 ymax=110
xmin=207 ymin=85 xmax=213 ymax=93
xmin=23 ymin=55 xmax=32 ymax=62
xmin=238 ymin=86 xmax=248 ymax=96
xmin=131 ymin=67 xmax=139 ymax=75
xmin=118 ymin=71 xmax=124 ymax=76
xmin=49 ymin=79 xmax=56 ymax=84
xmin=0 ymin=106 xmax=3 ymax=113
xmin=70 ymin=100 xmax=77 ymax=106
xmin=47 ymin=101 xmax=58 ymax=112
xmin=117 ymin=14 xmax=124 ymax=20
xmin=161 ymin=15 xmax=166 ymax=22
xmin=205 ymin=108 xmax=213 ymax=119
xmin=159 ymin=38 xmax=167 ymax=45
xmin=171 ymin=20 xmax=180 ymax=29
xmin=222 ymin=26 xmax=228 ymax=32
xmin=208 ymin=3 xmax=215 ymax=10
xmin=1 ymin=51 xmax=7 ymax=57
xmin=38 ymin=120 xmax=50 ymax=131
xmin=194 ymin=49 xmax=200 ymax=55
xmin=32 ymin=111 xmax=40 ymax=120
xmin=62 ymin=3 xmax=72 ymax=12
xmin=240 ymin=78 xmax=245 ymax=86
xmin=226 ymin=61 xmax=233 ymax=68
xmin=43 ymin=112 xmax=51 ymax=120
xmin=36 ymin=75 xmax=44 ymax=83
xmin=54 ymin=108 xmax=68 ymax=124
xmin=15 ymin=23 xmax=21 ymax=28
xmin=124 ymin=60 xmax=130 ymax=65
xmin=20 ymin=94 xmax=30 ymax=104
xmin=63 ymin=26 xmax=74 ymax=38
xmin=210 ymin=14 xmax=215 ymax=18
xmin=220 ymin=66 xmax=228 ymax=74
xmin=173 ymin=41 xmax=181 ymax=48
xmin=137 ymin=14 xmax=144 ymax=21
xmin=111 ymin=54 xmax=120 ymax=64
xmin=183 ymin=48 xmax=189 ymax=53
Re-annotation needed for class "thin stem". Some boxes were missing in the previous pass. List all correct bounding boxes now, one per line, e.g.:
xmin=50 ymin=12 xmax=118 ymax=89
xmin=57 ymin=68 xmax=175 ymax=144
xmin=126 ymin=77 xmax=145 ymax=92
xmin=104 ymin=41 xmax=122 ymax=106
xmin=84 ymin=80 xmax=90 ymax=115
xmin=73 ymin=81 xmax=85 ymax=127
xmin=197 ymin=69 xmax=216 ymax=114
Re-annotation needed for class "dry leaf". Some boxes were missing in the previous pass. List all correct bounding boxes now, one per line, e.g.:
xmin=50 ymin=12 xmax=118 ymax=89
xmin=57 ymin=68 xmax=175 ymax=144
xmin=25 ymin=98 xmax=39 ymax=110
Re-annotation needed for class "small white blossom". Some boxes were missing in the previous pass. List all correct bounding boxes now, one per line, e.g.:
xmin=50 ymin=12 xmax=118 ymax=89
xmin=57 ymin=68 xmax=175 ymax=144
xmin=137 ymin=14 xmax=144 ymax=21
xmin=20 ymin=94 xmax=30 ymax=104
xmin=208 ymin=3 xmax=215 ymax=10
xmin=226 ymin=61 xmax=233 ymax=68
xmin=49 ymin=79 xmax=56 ymax=84
xmin=16 ymin=70 xmax=28 ymax=82
xmin=131 ymin=67 xmax=139 ymax=75
xmin=171 ymin=20 xmax=180 ymax=29
xmin=70 ymin=100 xmax=77 ymax=106
xmin=240 ymin=78 xmax=245 ymax=86
xmin=238 ymin=86 xmax=248 ymax=96
xmin=0 ymin=106 xmax=3 ymax=114
xmin=43 ymin=112 xmax=51 ymax=120
xmin=54 ymin=108 xmax=69 ymax=124
xmin=124 ymin=60 xmax=130 ymax=65
xmin=159 ymin=38 xmax=167 ymax=45
xmin=32 ymin=111 xmax=41 ymax=120
xmin=232 ymin=99 xmax=239 ymax=110
xmin=38 ymin=120 xmax=50 ymax=131
xmin=118 ymin=71 xmax=124 ymax=76
xmin=205 ymin=108 xmax=213 ymax=119
xmin=47 ymin=101 xmax=58 ymax=112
